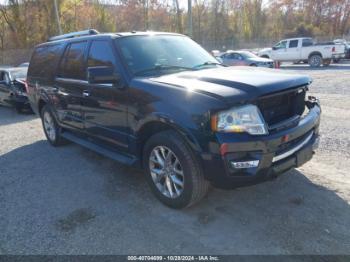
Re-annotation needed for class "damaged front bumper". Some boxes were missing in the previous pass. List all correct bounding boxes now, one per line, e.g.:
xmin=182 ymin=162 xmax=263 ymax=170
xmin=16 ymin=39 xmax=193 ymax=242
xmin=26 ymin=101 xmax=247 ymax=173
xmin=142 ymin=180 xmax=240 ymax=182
xmin=200 ymin=98 xmax=321 ymax=189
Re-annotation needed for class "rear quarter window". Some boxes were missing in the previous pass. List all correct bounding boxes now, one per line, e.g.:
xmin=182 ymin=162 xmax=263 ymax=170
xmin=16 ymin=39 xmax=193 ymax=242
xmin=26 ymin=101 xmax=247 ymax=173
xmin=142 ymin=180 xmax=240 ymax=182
xmin=28 ymin=44 xmax=64 ymax=79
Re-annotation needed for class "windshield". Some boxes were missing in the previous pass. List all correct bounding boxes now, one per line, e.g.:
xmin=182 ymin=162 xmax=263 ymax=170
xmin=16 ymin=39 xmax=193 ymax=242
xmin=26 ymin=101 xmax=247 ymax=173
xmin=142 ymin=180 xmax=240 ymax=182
xmin=274 ymin=41 xmax=287 ymax=49
xmin=115 ymin=35 xmax=221 ymax=76
xmin=10 ymin=68 xmax=27 ymax=80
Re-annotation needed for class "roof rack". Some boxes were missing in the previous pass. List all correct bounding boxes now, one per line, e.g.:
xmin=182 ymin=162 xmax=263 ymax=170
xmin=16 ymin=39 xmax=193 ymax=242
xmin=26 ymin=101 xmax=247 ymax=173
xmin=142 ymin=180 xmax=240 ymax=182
xmin=48 ymin=29 xmax=99 ymax=42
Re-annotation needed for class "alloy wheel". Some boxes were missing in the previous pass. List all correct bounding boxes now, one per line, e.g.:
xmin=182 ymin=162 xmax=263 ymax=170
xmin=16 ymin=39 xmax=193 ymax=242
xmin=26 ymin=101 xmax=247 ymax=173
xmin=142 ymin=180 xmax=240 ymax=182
xmin=149 ymin=146 xmax=185 ymax=199
xmin=310 ymin=55 xmax=321 ymax=67
xmin=43 ymin=111 xmax=56 ymax=142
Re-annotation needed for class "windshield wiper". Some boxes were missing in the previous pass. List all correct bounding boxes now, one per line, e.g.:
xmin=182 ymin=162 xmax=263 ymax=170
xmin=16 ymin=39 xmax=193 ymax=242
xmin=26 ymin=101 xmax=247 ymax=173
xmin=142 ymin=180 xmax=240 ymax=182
xmin=134 ymin=65 xmax=194 ymax=76
xmin=192 ymin=61 xmax=224 ymax=69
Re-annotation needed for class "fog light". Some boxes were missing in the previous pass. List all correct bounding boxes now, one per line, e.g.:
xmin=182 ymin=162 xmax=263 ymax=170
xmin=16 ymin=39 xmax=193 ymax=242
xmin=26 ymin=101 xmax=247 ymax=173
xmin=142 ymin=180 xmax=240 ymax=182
xmin=230 ymin=160 xmax=259 ymax=169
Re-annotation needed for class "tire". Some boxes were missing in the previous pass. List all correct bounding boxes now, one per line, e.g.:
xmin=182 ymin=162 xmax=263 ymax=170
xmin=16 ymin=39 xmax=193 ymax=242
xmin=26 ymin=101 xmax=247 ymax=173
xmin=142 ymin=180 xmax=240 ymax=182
xmin=308 ymin=54 xmax=322 ymax=67
xmin=40 ymin=104 xmax=66 ymax=146
xmin=143 ymin=130 xmax=210 ymax=209
xmin=333 ymin=58 xmax=340 ymax=63
xmin=250 ymin=64 xmax=257 ymax=67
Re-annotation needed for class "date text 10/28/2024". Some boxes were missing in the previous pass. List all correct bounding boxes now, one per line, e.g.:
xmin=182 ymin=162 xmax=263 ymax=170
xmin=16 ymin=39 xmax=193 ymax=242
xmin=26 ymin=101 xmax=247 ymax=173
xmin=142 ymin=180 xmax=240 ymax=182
xmin=127 ymin=256 xmax=220 ymax=261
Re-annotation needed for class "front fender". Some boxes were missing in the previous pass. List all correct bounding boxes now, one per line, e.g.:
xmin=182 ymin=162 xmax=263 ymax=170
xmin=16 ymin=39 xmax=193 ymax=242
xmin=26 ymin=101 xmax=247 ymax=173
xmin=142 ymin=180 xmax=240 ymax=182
xmin=135 ymin=111 xmax=204 ymax=153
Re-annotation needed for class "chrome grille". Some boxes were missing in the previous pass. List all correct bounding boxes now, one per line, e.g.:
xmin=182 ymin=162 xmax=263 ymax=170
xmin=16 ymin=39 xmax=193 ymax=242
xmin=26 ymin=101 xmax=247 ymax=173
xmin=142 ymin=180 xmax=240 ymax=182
xmin=258 ymin=88 xmax=306 ymax=126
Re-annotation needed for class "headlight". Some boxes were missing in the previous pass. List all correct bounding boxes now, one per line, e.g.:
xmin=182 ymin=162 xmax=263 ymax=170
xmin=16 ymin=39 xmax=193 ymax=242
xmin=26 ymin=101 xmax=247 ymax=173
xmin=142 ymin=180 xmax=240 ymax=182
xmin=211 ymin=104 xmax=268 ymax=135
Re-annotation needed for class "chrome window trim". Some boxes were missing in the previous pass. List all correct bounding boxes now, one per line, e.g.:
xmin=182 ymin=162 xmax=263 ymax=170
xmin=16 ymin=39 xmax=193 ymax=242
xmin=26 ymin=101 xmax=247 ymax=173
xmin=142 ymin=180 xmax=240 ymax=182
xmin=56 ymin=77 xmax=88 ymax=85
xmin=55 ymin=77 xmax=113 ymax=87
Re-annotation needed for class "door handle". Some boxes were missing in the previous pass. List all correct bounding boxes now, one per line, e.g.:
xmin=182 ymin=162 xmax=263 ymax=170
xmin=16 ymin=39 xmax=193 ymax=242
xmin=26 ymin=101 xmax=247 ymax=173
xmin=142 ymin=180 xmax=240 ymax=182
xmin=82 ymin=90 xmax=90 ymax=97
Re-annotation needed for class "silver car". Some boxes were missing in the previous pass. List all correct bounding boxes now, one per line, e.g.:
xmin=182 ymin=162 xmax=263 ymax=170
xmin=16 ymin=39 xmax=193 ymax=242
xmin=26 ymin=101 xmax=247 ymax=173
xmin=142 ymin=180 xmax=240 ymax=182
xmin=219 ymin=51 xmax=274 ymax=68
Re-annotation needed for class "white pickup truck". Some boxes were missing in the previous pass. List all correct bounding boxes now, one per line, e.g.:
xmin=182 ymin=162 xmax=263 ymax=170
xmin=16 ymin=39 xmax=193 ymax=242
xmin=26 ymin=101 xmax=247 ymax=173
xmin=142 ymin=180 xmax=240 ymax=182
xmin=258 ymin=37 xmax=345 ymax=67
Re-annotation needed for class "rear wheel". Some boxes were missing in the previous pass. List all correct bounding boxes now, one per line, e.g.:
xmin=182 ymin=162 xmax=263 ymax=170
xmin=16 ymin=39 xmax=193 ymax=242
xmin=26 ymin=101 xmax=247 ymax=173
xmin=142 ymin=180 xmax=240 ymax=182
xmin=143 ymin=130 xmax=209 ymax=209
xmin=41 ymin=104 xmax=66 ymax=146
xmin=308 ymin=54 xmax=322 ymax=67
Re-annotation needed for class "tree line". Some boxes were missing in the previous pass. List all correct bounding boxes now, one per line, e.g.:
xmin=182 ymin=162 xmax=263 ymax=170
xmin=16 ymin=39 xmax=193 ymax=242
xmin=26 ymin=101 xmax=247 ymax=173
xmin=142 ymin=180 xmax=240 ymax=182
xmin=0 ymin=0 xmax=349 ymax=51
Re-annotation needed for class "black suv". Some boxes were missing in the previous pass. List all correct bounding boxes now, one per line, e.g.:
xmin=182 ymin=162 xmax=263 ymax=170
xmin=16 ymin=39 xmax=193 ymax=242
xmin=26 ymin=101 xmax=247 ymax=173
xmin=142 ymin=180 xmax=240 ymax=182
xmin=27 ymin=30 xmax=321 ymax=208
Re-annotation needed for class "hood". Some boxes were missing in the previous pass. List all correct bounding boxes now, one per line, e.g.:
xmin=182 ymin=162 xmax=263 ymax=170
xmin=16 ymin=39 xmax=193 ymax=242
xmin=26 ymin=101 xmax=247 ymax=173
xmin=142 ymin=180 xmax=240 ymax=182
xmin=13 ymin=78 xmax=26 ymax=84
xmin=246 ymin=57 xmax=273 ymax=63
xmin=258 ymin=47 xmax=272 ymax=55
xmin=147 ymin=67 xmax=310 ymax=104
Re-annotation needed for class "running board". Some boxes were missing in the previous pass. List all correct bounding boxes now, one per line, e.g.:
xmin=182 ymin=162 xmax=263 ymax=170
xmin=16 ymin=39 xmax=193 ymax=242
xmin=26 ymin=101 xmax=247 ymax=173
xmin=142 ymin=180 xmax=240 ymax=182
xmin=61 ymin=132 xmax=138 ymax=166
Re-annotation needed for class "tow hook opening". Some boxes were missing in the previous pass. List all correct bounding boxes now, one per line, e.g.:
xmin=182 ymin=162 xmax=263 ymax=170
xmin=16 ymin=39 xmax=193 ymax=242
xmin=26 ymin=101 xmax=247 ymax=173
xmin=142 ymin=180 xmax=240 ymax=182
xmin=306 ymin=96 xmax=320 ymax=109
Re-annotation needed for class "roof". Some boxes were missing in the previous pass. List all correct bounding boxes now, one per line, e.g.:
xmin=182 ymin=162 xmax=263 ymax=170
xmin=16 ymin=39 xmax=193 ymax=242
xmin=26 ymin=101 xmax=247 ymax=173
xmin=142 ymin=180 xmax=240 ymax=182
xmin=0 ymin=66 xmax=28 ymax=72
xmin=41 ymin=30 xmax=184 ymax=46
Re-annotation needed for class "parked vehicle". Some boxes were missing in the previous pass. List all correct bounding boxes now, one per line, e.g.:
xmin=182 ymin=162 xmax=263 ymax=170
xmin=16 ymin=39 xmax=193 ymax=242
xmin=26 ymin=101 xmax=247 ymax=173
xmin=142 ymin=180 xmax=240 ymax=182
xmin=258 ymin=37 xmax=345 ymax=67
xmin=219 ymin=50 xmax=274 ymax=68
xmin=333 ymin=39 xmax=350 ymax=60
xmin=27 ymin=30 xmax=321 ymax=208
xmin=0 ymin=67 xmax=31 ymax=113
xmin=211 ymin=50 xmax=221 ymax=57
xmin=17 ymin=62 xmax=29 ymax=67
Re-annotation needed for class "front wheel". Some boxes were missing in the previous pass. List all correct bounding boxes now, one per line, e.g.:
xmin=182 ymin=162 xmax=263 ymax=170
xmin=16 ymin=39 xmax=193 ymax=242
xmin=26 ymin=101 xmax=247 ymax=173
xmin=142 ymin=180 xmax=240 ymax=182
xmin=143 ymin=130 xmax=209 ymax=209
xmin=41 ymin=104 xmax=67 ymax=146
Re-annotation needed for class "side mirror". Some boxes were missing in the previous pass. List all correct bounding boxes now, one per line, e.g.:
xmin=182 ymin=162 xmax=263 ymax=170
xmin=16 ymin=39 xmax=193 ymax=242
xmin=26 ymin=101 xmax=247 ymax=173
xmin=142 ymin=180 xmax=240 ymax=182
xmin=87 ymin=66 xmax=120 ymax=85
xmin=272 ymin=46 xmax=277 ymax=50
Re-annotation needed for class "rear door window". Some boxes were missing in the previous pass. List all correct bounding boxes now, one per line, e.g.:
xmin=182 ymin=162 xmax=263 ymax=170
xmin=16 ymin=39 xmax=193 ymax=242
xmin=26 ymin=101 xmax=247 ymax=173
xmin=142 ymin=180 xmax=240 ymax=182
xmin=302 ymin=39 xmax=313 ymax=47
xmin=59 ymin=41 xmax=87 ymax=80
xmin=233 ymin=53 xmax=243 ymax=60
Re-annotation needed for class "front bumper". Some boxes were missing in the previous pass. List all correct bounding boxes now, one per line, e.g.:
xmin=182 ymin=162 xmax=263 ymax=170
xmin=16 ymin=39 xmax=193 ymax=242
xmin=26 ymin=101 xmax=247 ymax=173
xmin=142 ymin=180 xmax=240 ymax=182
xmin=200 ymin=100 xmax=321 ymax=189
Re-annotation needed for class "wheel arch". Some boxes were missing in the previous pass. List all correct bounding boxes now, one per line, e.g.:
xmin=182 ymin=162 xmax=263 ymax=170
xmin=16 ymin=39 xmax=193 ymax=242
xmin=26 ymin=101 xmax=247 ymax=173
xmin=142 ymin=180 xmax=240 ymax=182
xmin=136 ymin=119 xmax=202 ymax=166
xmin=308 ymin=51 xmax=323 ymax=59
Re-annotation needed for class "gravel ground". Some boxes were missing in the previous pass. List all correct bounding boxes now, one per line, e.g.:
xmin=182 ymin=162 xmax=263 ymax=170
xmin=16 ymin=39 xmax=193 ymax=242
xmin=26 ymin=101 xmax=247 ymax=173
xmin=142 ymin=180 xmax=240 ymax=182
xmin=0 ymin=63 xmax=350 ymax=255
